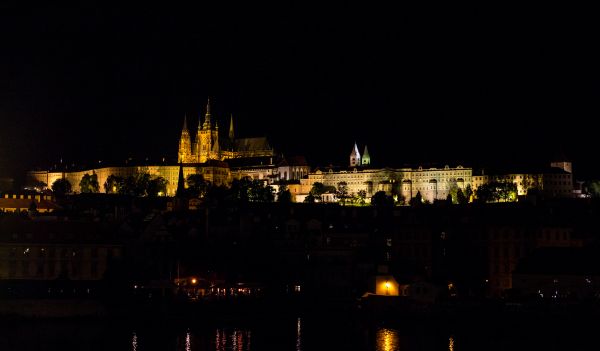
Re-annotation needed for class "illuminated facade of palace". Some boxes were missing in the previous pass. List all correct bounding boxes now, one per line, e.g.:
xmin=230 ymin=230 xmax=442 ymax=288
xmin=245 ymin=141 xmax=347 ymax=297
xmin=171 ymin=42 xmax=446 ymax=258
xmin=178 ymin=99 xmax=274 ymax=163
xmin=299 ymin=143 xmax=473 ymax=203
xmin=471 ymin=161 xmax=574 ymax=198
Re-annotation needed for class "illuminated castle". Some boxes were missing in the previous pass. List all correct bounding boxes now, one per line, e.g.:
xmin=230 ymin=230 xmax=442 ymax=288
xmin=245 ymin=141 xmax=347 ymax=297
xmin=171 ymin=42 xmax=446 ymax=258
xmin=178 ymin=99 xmax=274 ymax=163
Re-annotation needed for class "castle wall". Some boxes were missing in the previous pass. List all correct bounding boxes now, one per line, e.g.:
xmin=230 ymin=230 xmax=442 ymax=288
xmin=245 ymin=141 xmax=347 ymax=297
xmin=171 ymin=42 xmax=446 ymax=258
xmin=27 ymin=164 xmax=231 ymax=197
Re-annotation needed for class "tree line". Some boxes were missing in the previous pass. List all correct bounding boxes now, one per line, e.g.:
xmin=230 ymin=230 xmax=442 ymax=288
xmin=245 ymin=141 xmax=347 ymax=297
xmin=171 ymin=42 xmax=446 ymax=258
xmin=51 ymin=172 xmax=168 ymax=197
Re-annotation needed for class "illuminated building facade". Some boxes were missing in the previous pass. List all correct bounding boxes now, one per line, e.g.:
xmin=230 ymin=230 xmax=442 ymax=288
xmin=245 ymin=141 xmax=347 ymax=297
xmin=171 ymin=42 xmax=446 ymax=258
xmin=27 ymin=161 xmax=230 ymax=197
xmin=471 ymin=161 xmax=574 ymax=199
xmin=297 ymin=144 xmax=472 ymax=202
xmin=301 ymin=148 xmax=472 ymax=203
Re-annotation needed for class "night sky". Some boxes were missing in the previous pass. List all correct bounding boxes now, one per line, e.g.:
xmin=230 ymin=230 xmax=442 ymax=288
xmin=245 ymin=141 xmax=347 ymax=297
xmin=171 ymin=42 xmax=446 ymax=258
xmin=1 ymin=4 xmax=599 ymax=180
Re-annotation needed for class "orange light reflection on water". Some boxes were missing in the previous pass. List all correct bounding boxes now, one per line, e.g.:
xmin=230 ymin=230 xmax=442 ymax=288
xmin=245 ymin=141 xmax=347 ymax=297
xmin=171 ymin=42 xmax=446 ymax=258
xmin=376 ymin=328 xmax=399 ymax=351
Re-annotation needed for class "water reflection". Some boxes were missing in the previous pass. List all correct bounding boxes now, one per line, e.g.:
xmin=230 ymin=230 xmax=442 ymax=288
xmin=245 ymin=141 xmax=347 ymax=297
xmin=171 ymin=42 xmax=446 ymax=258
xmin=449 ymin=336 xmax=455 ymax=351
xmin=296 ymin=317 xmax=302 ymax=351
xmin=185 ymin=330 xmax=191 ymax=351
xmin=132 ymin=332 xmax=138 ymax=351
xmin=376 ymin=327 xmax=399 ymax=351
xmin=215 ymin=328 xmax=251 ymax=351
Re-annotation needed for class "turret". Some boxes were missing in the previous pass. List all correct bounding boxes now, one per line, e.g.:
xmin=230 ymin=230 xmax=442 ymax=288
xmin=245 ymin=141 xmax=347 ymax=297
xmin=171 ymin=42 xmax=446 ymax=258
xmin=202 ymin=98 xmax=212 ymax=129
xmin=178 ymin=114 xmax=192 ymax=163
xmin=229 ymin=114 xmax=235 ymax=141
xmin=361 ymin=145 xmax=371 ymax=165
xmin=350 ymin=142 xmax=361 ymax=167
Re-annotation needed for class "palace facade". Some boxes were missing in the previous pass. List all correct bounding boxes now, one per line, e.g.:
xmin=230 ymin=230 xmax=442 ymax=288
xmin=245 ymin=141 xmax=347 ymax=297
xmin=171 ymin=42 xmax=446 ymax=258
xmin=298 ymin=143 xmax=473 ymax=203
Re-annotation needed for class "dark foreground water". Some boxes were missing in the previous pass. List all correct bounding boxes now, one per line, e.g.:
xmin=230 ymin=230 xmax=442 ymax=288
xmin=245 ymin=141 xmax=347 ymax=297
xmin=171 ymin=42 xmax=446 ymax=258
xmin=0 ymin=312 xmax=598 ymax=351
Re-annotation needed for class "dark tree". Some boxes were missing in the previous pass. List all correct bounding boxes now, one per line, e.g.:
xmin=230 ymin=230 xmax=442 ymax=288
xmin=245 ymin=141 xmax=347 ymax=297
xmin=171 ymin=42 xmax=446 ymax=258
xmin=464 ymin=184 xmax=473 ymax=203
xmin=409 ymin=191 xmax=423 ymax=206
xmin=277 ymin=183 xmax=292 ymax=203
xmin=230 ymin=177 xmax=274 ymax=203
xmin=476 ymin=181 xmax=517 ymax=203
xmin=336 ymin=182 xmax=349 ymax=205
xmin=249 ymin=180 xmax=274 ymax=202
xmin=371 ymin=191 xmax=393 ymax=207
xmin=456 ymin=188 xmax=468 ymax=204
xmin=230 ymin=177 xmax=252 ymax=203
xmin=147 ymin=176 xmax=168 ymax=197
xmin=133 ymin=173 xmax=151 ymax=196
xmin=79 ymin=173 xmax=100 ymax=193
xmin=186 ymin=174 xmax=209 ymax=198
xmin=475 ymin=183 xmax=495 ymax=202
xmin=51 ymin=178 xmax=72 ymax=197
xmin=310 ymin=182 xmax=326 ymax=196
xmin=304 ymin=193 xmax=316 ymax=203
xmin=310 ymin=182 xmax=336 ymax=201
xmin=104 ymin=175 xmax=123 ymax=194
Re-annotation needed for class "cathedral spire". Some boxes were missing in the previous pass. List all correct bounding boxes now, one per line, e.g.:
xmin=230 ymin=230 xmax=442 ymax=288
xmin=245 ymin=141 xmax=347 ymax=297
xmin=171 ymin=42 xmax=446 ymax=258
xmin=349 ymin=142 xmax=361 ymax=167
xmin=362 ymin=145 xmax=371 ymax=165
xmin=203 ymin=97 xmax=212 ymax=129
xmin=229 ymin=114 xmax=235 ymax=140
xmin=178 ymin=114 xmax=192 ymax=163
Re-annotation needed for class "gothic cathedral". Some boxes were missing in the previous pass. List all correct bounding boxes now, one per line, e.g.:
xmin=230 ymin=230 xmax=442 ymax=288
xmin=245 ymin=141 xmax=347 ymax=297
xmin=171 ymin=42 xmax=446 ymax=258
xmin=178 ymin=99 xmax=275 ymax=163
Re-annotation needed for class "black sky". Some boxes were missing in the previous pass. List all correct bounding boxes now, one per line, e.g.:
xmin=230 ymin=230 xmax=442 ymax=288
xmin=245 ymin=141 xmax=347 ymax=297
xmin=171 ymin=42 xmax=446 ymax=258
xmin=1 ymin=4 xmax=599 ymax=180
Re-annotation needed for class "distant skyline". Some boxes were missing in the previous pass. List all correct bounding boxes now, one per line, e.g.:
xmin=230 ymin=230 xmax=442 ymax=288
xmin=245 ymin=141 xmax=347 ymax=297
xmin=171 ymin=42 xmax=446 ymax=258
xmin=1 ymin=4 xmax=599 ymax=180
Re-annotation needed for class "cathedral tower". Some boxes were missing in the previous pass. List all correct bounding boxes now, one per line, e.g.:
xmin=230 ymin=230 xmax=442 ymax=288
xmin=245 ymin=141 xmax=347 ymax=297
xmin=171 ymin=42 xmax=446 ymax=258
xmin=178 ymin=114 xmax=193 ymax=163
xmin=350 ymin=142 xmax=361 ymax=167
xmin=197 ymin=98 xmax=220 ymax=163
xmin=197 ymin=99 xmax=212 ymax=163
xmin=361 ymin=145 xmax=371 ymax=165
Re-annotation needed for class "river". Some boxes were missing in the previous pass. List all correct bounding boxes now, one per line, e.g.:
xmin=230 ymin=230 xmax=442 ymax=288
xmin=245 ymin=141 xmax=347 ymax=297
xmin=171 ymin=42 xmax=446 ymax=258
xmin=0 ymin=311 xmax=598 ymax=350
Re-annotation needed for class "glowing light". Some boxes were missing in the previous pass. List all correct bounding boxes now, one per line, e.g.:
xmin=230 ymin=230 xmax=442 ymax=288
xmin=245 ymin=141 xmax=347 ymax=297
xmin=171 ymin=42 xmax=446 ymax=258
xmin=385 ymin=281 xmax=391 ymax=295
xmin=449 ymin=336 xmax=455 ymax=351
xmin=191 ymin=278 xmax=197 ymax=285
